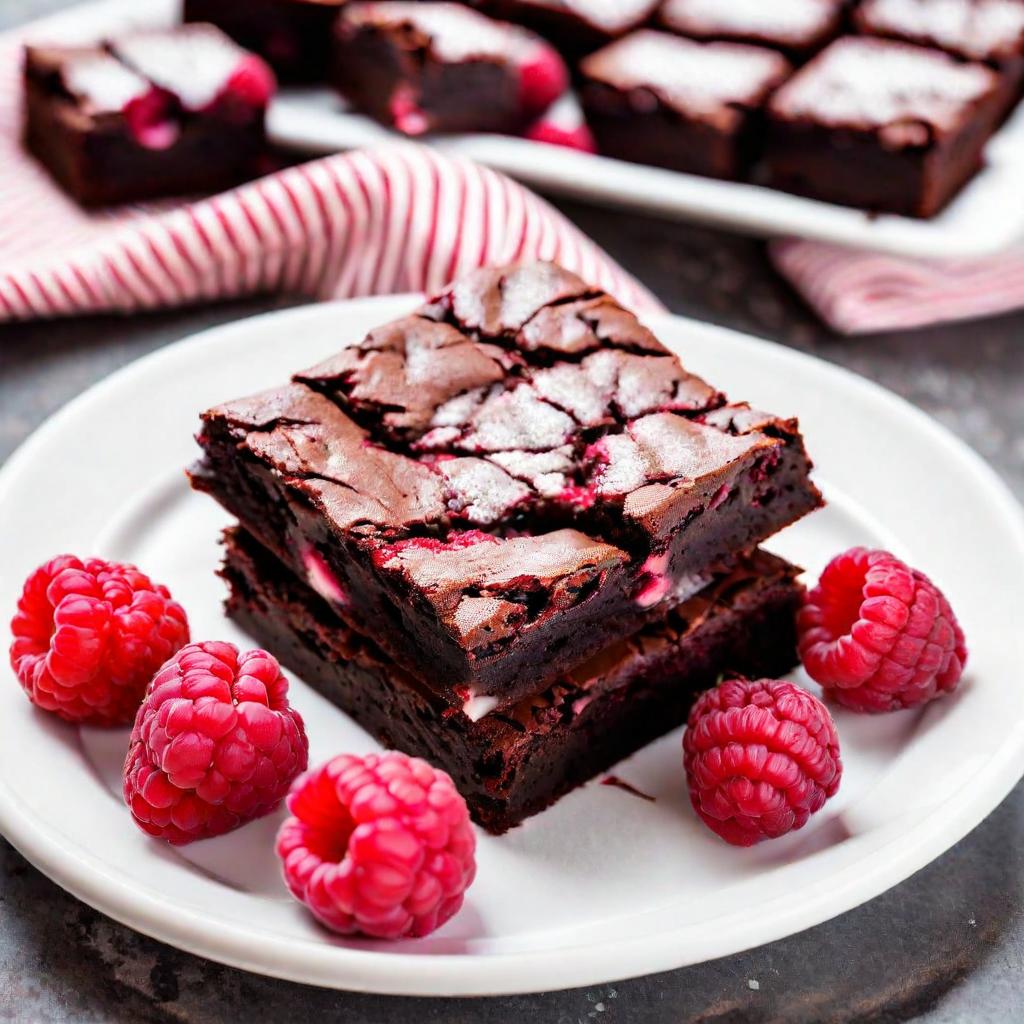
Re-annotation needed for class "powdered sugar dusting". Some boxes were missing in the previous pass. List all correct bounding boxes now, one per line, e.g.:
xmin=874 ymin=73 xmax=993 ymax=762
xmin=62 ymin=53 xmax=150 ymax=112
xmin=584 ymin=31 xmax=790 ymax=115
xmin=772 ymin=37 xmax=997 ymax=129
xmin=530 ymin=0 xmax=656 ymax=33
xmin=438 ymin=457 xmax=530 ymax=524
xmin=113 ymin=25 xmax=244 ymax=111
xmin=351 ymin=2 xmax=534 ymax=61
xmin=859 ymin=0 xmax=1024 ymax=61
xmin=662 ymin=0 xmax=838 ymax=40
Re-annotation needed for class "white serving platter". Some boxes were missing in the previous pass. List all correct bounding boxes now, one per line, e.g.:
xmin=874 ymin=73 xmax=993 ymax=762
xmin=12 ymin=0 xmax=1024 ymax=260
xmin=0 ymin=296 xmax=1021 ymax=996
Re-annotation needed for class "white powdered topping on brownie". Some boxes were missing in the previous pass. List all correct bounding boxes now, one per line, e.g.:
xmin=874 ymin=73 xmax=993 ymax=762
xmin=770 ymin=37 xmax=997 ymax=129
xmin=488 ymin=447 xmax=573 ymax=496
xmin=662 ymin=0 xmax=838 ymax=42
xmin=112 ymin=25 xmax=243 ymax=111
xmin=62 ymin=52 xmax=150 ymax=111
xmin=859 ymin=0 xmax=1024 ymax=61
xmin=583 ymin=31 xmax=790 ymax=115
xmin=349 ymin=2 xmax=534 ymax=61
xmin=438 ymin=458 xmax=530 ymax=524
xmin=527 ymin=0 xmax=656 ymax=33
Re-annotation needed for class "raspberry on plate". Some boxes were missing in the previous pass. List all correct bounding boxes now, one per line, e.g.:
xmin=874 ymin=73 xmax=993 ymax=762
xmin=276 ymin=751 xmax=476 ymax=939
xmin=798 ymin=547 xmax=967 ymax=712
xmin=683 ymin=678 xmax=842 ymax=846
xmin=9 ymin=554 xmax=189 ymax=725
xmin=123 ymin=641 xmax=308 ymax=845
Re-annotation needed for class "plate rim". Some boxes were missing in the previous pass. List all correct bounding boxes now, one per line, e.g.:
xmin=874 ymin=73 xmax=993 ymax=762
xmin=1 ymin=296 xmax=1023 ymax=996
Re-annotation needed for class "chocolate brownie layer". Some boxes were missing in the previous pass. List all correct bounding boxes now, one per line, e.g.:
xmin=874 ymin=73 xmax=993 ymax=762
xmin=579 ymin=31 xmax=792 ymax=179
xmin=763 ymin=36 xmax=1004 ymax=217
xmin=222 ymin=527 xmax=804 ymax=833
xmin=192 ymin=262 xmax=821 ymax=706
xmin=23 ymin=24 xmax=272 ymax=206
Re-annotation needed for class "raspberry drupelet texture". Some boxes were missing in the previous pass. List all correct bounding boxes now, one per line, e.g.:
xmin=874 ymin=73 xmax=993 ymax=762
xmin=276 ymin=751 xmax=476 ymax=939
xmin=798 ymin=547 xmax=967 ymax=712
xmin=123 ymin=641 xmax=308 ymax=845
xmin=683 ymin=678 xmax=842 ymax=846
xmin=9 ymin=555 xmax=189 ymax=725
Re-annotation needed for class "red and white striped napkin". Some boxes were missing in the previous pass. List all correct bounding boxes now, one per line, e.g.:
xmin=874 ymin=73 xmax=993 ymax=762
xmin=770 ymin=238 xmax=1024 ymax=335
xmin=0 ymin=9 xmax=657 ymax=322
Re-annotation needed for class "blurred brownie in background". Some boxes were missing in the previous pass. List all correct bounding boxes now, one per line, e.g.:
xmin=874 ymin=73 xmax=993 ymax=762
xmin=763 ymin=36 xmax=1004 ymax=217
xmin=184 ymin=0 xmax=347 ymax=81
xmin=579 ymin=30 xmax=791 ymax=179
xmin=23 ymin=24 xmax=275 ymax=206
xmin=659 ymin=0 xmax=845 ymax=62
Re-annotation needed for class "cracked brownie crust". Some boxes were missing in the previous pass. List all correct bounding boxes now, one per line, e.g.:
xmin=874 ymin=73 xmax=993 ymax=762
xmin=191 ymin=261 xmax=821 ymax=705
xmin=222 ymin=527 xmax=804 ymax=833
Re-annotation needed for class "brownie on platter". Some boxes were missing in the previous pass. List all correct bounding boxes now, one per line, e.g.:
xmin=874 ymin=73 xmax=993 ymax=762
xmin=183 ymin=0 xmax=347 ymax=82
xmin=23 ymin=24 xmax=275 ymax=206
xmin=854 ymin=0 xmax=1024 ymax=114
xmin=191 ymin=261 xmax=822 ymax=708
xmin=579 ymin=30 xmax=792 ymax=179
xmin=762 ymin=36 xmax=1005 ymax=217
xmin=659 ymin=0 xmax=844 ymax=62
xmin=222 ymin=527 xmax=804 ymax=834
xmin=331 ymin=2 xmax=568 ymax=135
xmin=479 ymin=0 xmax=660 ymax=59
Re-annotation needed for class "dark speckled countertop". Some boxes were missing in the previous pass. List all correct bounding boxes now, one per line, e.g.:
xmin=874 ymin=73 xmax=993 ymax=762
xmin=2 ymin=2 xmax=1023 ymax=1021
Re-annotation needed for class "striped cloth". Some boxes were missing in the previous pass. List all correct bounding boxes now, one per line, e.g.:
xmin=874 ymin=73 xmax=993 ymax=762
xmin=0 ymin=7 xmax=658 ymax=322
xmin=770 ymin=238 xmax=1024 ymax=336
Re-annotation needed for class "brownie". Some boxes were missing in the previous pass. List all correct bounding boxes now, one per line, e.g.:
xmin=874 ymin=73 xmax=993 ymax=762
xmin=331 ymin=2 xmax=566 ymax=135
xmin=854 ymin=0 xmax=1024 ymax=114
xmin=762 ymin=36 xmax=1005 ymax=217
xmin=23 ymin=24 xmax=274 ymax=207
xmin=222 ymin=527 xmax=804 ymax=833
xmin=579 ymin=30 xmax=791 ymax=179
xmin=191 ymin=261 xmax=822 ymax=707
xmin=183 ymin=0 xmax=347 ymax=82
xmin=659 ymin=0 xmax=844 ymax=62
xmin=479 ymin=0 xmax=659 ymax=60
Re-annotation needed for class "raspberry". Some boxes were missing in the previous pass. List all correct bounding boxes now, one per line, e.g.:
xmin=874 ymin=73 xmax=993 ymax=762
xmin=220 ymin=54 xmax=277 ymax=110
xmin=123 ymin=642 xmax=308 ymax=845
xmin=9 ymin=555 xmax=189 ymax=725
xmin=798 ymin=547 xmax=967 ymax=712
xmin=517 ymin=43 xmax=569 ymax=116
xmin=524 ymin=119 xmax=598 ymax=153
xmin=276 ymin=751 xmax=476 ymax=939
xmin=123 ymin=87 xmax=180 ymax=150
xmin=683 ymin=678 xmax=842 ymax=846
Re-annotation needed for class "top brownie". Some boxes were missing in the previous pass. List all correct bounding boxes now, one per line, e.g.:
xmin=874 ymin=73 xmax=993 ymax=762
xmin=854 ymin=0 xmax=1024 ymax=64
xmin=192 ymin=262 xmax=821 ymax=706
xmin=659 ymin=0 xmax=843 ymax=60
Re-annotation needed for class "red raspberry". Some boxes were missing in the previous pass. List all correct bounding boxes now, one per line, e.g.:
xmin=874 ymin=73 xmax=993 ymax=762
xmin=798 ymin=547 xmax=967 ymax=713
xmin=221 ymin=54 xmax=277 ymax=110
xmin=276 ymin=752 xmax=476 ymax=939
xmin=524 ymin=119 xmax=598 ymax=153
xmin=683 ymin=678 xmax=842 ymax=846
xmin=9 ymin=555 xmax=189 ymax=726
xmin=123 ymin=87 xmax=180 ymax=150
xmin=123 ymin=642 xmax=308 ymax=845
xmin=517 ymin=43 xmax=569 ymax=116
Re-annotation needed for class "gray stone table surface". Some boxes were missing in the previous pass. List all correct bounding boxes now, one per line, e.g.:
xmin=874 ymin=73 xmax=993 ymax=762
xmin=1 ymin=2 xmax=1023 ymax=1021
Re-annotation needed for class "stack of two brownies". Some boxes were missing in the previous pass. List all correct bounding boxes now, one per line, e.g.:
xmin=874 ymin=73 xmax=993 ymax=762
xmin=190 ymin=262 xmax=822 ymax=833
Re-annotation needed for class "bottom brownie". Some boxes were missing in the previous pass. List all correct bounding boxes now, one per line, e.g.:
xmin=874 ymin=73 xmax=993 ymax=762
xmin=221 ymin=528 xmax=804 ymax=834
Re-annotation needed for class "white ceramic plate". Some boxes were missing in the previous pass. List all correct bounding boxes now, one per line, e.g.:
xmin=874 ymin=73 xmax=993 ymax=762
xmin=0 ymin=296 xmax=1022 ymax=996
xmin=16 ymin=0 xmax=1024 ymax=259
